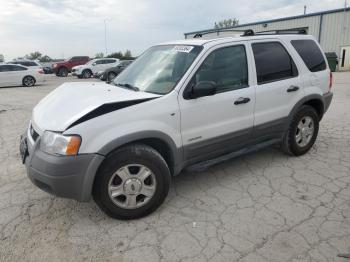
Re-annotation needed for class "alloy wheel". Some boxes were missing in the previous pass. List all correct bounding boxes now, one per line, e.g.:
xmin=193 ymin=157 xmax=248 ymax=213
xmin=108 ymin=164 xmax=157 ymax=209
xmin=295 ymin=116 xmax=314 ymax=147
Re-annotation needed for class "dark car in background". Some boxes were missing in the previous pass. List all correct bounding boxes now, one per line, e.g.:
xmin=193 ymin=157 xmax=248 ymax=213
xmin=52 ymin=56 xmax=90 ymax=77
xmin=95 ymin=60 xmax=133 ymax=82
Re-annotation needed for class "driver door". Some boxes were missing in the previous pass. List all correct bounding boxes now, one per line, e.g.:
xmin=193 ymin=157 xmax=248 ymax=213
xmin=179 ymin=43 xmax=255 ymax=163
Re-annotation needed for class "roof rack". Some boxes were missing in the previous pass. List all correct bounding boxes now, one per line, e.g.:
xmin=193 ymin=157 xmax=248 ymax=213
xmin=242 ymin=28 xmax=308 ymax=36
xmin=193 ymin=28 xmax=307 ymax=38
xmin=193 ymin=29 xmax=254 ymax=38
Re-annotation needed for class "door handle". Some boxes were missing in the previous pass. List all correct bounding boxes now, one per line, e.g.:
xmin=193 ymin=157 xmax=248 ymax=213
xmin=234 ymin=97 xmax=250 ymax=105
xmin=287 ymin=85 xmax=300 ymax=92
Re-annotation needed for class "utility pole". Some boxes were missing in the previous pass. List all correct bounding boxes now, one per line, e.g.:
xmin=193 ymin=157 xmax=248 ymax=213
xmin=104 ymin=19 xmax=108 ymax=56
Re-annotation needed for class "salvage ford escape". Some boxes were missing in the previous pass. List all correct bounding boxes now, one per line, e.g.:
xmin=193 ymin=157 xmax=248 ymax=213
xmin=20 ymin=32 xmax=333 ymax=219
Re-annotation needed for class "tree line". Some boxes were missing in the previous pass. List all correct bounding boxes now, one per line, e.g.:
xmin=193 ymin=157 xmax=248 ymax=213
xmin=20 ymin=50 xmax=134 ymax=62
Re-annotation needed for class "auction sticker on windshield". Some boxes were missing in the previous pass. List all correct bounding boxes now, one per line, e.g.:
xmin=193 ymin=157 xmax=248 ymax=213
xmin=172 ymin=46 xmax=194 ymax=53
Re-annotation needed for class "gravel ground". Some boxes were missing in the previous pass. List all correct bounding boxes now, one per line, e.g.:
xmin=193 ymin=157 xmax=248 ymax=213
xmin=0 ymin=73 xmax=349 ymax=262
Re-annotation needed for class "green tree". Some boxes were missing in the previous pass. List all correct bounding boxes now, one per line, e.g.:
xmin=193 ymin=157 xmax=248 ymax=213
xmin=214 ymin=18 xmax=239 ymax=29
xmin=123 ymin=50 xmax=132 ymax=59
xmin=25 ymin=51 xmax=42 ymax=60
xmin=106 ymin=52 xmax=123 ymax=59
xmin=39 ymin=55 xmax=52 ymax=62
xmin=95 ymin=52 xmax=104 ymax=58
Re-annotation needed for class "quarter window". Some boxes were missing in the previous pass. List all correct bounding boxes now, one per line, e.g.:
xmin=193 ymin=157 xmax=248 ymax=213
xmin=193 ymin=45 xmax=248 ymax=93
xmin=252 ymin=42 xmax=298 ymax=85
xmin=291 ymin=40 xmax=326 ymax=72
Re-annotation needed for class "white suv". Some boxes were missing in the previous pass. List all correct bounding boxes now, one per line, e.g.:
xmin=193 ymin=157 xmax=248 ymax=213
xmin=72 ymin=58 xmax=119 ymax=78
xmin=20 ymin=32 xmax=333 ymax=219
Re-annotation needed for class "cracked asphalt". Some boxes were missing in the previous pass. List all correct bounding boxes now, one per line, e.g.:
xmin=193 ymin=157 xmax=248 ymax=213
xmin=0 ymin=73 xmax=349 ymax=262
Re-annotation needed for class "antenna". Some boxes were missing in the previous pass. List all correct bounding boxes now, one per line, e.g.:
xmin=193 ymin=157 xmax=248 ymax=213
xmin=304 ymin=5 xmax=307 ymax=15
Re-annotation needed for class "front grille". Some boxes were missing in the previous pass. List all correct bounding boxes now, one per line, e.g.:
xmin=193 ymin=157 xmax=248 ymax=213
xmin=30 ymin=124 xmax=39 ymax=141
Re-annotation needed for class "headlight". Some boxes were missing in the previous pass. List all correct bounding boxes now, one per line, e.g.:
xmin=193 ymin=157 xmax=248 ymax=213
xmin=53 ymin=64 xmax=57 ymax=68
xmin=40 ymin=131 xmax=81 ymax=156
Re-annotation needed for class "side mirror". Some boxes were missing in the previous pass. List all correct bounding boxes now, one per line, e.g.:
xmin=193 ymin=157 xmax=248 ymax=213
xmin=92 ymin=63 xmax=96 ymax=66
xmin=190 ymin=81 xmax=216 ymax=99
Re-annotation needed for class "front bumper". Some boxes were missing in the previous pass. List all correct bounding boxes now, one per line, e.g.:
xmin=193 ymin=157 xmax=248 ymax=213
xmin=21 ymin=130 xmax=104 ymax=202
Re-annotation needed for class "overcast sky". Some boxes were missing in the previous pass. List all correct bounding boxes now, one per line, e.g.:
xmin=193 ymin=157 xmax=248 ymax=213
xmin=0 ymin=0 xmax=346 ymax=60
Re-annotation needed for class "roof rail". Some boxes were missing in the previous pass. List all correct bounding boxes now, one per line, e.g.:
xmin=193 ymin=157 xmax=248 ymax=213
xmin=193 ymin=29 xmax=253 ymax=38
xmin=193 ymin=28 xmax=307 ymax=38
xmin=242 ymin=28 xmax=308 ymax=36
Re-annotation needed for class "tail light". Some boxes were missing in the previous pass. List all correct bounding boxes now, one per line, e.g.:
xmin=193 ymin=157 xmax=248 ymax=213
xmin=329 ymin=72 xmax=333 ymax=90
xmin=38 ymin=69 xmax=44 ymax=74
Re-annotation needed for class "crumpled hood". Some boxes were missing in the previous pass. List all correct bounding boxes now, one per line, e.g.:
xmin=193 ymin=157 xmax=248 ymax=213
xmin=32 ymin=82 xmax=160 ymax=132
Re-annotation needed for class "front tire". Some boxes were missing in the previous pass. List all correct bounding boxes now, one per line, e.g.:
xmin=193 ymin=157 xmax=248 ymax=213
xmin=93 ymin=144 xmax=171 ymax=220
xmin=282 ymin=105 xmax=319 ymax=156
xmin=82 ymin=69 xmax=92 ymax=79
xmin=107 ymin=72 xmax=117 ymax=82
xmin=58 ymin=67 xmax=68 ymax=77
xmin=22 ymin=76 xmax=36 ymax=87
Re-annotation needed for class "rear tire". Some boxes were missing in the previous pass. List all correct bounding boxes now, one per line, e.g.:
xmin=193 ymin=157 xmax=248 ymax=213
xmin=22 ymin=76 xmax=36 ymax=87
xmin=58 ymin=67 xmax=68 ymax=77
xmin=282 ymin=105 xmax=319 ymax=156
xmin=93 ymin=144 xmax=171 ymax=220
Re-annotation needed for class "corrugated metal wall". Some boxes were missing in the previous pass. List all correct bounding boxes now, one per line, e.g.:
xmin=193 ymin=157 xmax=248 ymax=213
xmin=185 ymin=10 xmax=350 ymax=58
xmin=321 ymin=11 xmax=350 ymax=55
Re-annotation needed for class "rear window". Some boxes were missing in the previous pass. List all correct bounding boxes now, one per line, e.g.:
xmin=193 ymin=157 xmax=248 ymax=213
xmin=252 ymin=42 xmax=298 ymax=85
xmin=291 ymin=40 xmax=326 ymax=72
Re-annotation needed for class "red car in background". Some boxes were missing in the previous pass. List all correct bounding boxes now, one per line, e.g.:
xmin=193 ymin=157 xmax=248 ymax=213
xmin=52 ymin=56 xmax=89 ymax=77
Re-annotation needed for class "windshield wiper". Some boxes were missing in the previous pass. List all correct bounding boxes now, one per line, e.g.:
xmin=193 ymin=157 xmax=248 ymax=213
xmin=115 ymin=83 xmax=139 ymax=91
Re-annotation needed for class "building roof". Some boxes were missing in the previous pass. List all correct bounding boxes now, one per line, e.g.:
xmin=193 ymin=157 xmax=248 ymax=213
xmin=184 ymin=7 xmax=350 ymax=36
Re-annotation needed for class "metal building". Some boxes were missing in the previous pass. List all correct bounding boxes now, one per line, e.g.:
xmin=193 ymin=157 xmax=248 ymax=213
xmin=184 ymin=7 xmax=350 ymax=71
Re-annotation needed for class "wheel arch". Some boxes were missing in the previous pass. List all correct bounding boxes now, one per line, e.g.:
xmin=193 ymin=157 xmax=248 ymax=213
xmin=288 ymin=94 xmax=325 ymax=123
xmin=82 ymin=68 xmax=93 ymax=74
xmin=58 ymin=66 xmax=68 ymax=71
xmin=97 ymin=131 xmax=183 ymax=176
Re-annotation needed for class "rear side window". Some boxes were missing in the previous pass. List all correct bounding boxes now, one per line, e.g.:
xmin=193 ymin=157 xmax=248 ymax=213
xmin=0 ymin=65 xmax=10 ymax=72
xmin=291 ymin=40 xmax=326 ymax=72
xmin=252 ymin=42 xmax=298 ymax=85
xmin=9 ymin=65 xmax=27 ymax=71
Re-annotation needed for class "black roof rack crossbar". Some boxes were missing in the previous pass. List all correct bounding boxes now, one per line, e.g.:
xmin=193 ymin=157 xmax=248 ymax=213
xmin=242 ymin=28 xmax=308 ymax=36
xmin=193 ymin=29 xmax=254 ymax=38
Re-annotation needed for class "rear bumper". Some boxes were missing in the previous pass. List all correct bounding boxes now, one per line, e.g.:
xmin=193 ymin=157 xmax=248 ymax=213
xmin=323 ymin=92 xmax=333 ymax=113
xmin=21 ymin=132 xmax=105 ymax=202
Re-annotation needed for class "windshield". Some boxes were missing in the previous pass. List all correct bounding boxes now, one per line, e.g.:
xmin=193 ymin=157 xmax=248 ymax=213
xmin=113 ymin=45 xmax=203 ymax=94
xmin=85 ymin=59 xmax=96 ymax=65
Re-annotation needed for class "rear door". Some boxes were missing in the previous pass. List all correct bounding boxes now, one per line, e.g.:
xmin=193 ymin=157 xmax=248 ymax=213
xmin=103 ymin=59 xmax=118 ymax=70
xmin=250 ymin=40 xmax=304 ymax=139
xmin=179 ymin=42 xmax=255 ymax=163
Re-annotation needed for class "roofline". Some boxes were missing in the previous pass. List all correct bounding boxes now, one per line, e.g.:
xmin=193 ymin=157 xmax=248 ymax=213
xmin=184 ymin=7 xmax=350 ymax=36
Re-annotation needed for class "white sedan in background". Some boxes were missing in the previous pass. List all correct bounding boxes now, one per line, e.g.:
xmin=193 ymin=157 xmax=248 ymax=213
xmin=0 ymin=64 xmax=45 ymax=87
xmin=71 ymin=58 xmax=119 ymax=78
